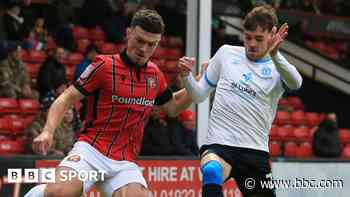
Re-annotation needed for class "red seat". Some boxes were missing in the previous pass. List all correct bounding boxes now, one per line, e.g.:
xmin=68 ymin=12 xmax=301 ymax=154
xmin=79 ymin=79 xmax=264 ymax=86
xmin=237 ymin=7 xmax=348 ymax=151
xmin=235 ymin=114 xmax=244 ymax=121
xmin=20 ymin=50 xmax=30 ymax=62
xmin=25 ymin=63 xmax=41 ymax=79
xmin=295 ymin=142 xmax=313 ymax=158
xmin=277 ymin=126 xmax=294 ymax=141
xmin=73 ymin=26 xmax=89 ymax=40
xmin=164 ymin=48 xmax=182 ymax=60
xmin=341 ymin=144 xmax=350 ymax=159
xmin=151 ymin=58 xmax=165 ymax=68
xmin=18 ymin=99 xmax=40 ymax=115
xmin=27 ymin=50 xmax=47 ymax=63
xmin=278 ymin=98 xmax=290 ymax=108
xmin=269 ymin=124 xmax=278 ymax=141
xmin=290 ymin=110 xmax=306 ymax=126
xmin=99 ymin=43 xmax=118 ymax=54
xmin=152 ymin=47 xmax=166 ymax=58
xmin=269 ymin=141 xmax=281 ymax=157
xmin=9 ymin=118 xmax=25 ymax=135
xmin=67 ymin=52 xmax=84 ymax=65
xmin=294 ymin=127 xmax=311 ymax=142
xmin=339 ymin=129 xmax=350 ymax=144
xmin=76 ymin=39 xmax=91 ymax=53
xmin=167 ymin=36 xmax=184 ymax=48
xmin=88 ymin=27 xmax=106 ymax=42
xmin=164 ymin=60 xmax=178 ymax=72
xmin=0 ymin=98 xmax=19 ymax=114
xmin=287 ymin=96 xmax=304 ymax=110
xmin=284 ymin=141 xmax=297 ymax=157
xmin=0 ymin=140 xmax=25 ymax=154
xmin=159 ymin=36 xmax=168 ymax=46
xmin=305 ymin=112 xmax=321 ymax=127
xmin=275 ymin=111 xmax=290 ymax=126
xmin=0 ymin=118 xmax=11 ymax=134
xmin=46 ymin=36 xmax=57 ymax=52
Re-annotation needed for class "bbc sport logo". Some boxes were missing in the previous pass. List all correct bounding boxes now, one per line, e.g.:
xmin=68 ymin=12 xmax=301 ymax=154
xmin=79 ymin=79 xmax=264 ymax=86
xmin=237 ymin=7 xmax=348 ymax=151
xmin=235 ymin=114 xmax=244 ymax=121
xmin=7 ymin=168 xmax=107 ymax=183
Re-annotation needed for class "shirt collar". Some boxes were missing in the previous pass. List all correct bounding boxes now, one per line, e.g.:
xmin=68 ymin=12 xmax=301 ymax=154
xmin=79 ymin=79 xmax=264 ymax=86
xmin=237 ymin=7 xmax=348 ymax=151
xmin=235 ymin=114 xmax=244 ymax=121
xmin=120 ymin=50 xmax=148 ymax=68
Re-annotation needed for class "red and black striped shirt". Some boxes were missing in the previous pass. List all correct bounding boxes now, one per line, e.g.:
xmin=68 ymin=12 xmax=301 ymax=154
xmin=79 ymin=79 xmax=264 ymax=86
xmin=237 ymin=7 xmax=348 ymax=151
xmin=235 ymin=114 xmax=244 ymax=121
xmin=73 ymin=51 xmax=172 ymax=161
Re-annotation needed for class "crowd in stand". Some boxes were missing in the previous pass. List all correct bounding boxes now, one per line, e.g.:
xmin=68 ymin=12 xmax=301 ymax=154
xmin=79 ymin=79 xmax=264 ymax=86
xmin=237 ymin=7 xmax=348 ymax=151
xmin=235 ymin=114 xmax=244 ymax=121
xmin=0 ymin=0 xmax=197 ymax=157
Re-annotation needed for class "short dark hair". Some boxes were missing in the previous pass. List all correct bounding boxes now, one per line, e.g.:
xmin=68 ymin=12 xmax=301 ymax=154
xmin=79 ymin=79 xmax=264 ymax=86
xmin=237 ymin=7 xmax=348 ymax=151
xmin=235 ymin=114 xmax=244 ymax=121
xmin=130 ymin=9 xmax=165 ymax=34
xmin=243 ymin=5 xmax=278 ymax=32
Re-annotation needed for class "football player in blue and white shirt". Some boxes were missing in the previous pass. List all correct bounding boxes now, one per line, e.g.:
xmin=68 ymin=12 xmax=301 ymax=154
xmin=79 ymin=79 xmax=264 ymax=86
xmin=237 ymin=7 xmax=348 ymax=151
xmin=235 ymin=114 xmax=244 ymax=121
xmin=178 ymin=5 xmax=302 ymax=197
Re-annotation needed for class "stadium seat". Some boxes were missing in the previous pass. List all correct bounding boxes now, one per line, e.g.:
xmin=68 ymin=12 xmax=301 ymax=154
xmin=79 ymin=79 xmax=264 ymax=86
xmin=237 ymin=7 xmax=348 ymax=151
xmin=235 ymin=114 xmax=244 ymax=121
xmin=278 ymin=98 xmax=290 ymax=108
xmin=339 ymin=129 xmax=350 ymax=144
xmin=284 ymin=141 xmax=297 ymax=157
xmin=275 ymin=111 xmax=290 ymax=125
xmin=76 ymin=39 xmax=91 ymax=53
xmin=9 ymin=118 xmax=25 ymax=135
xmin=290 ymin=110 xmax=306 ymax=126
xmin=0 ymin=118 xmax=11 ymax=134
xmin=27 ymin=50 xmax=47 ymax=63
xmin=67 ymin=52 xmax=84 ymax=65
xmin=287 ymin=96 xmax=304 ymax=110
xmin=269 ymin=141 xmax=281 ymax=157
xmin=277 ymin=126 xmax=294 ymax=141
xmin=295 ymin=142 xmax=313 ymax=158
xmin=18 ymin=99 xmax=40 ymax=115
xmin=88 ymin=27 xmax=106 ymax=42
xmin=152 ymin=47 xmax=166 ymax=58
xmin=167 ymin=36 xmax=184 ymax=48
xmin=0 ymin=98 xmax=19 ymax=115
xmin=341 ymin=144 xmax=350 ymax=159
xmin=46 ymin=36 xmax=57 ymax=52
xmin=99 ymin=43 xmax=118 ymax=54
xmin=25 ymin=63 xmax=41 ymax=79
xmin=269 ymin=124 xmax=279 ymax=141
xmin=164 ymin=48 xmax=182 ymax=60
xmin=0 ymin=140 xmax=25 ymax=154
xmin=164 ymin=60 xmax=178 ymax=72
xmin=294 ymin=127 xmax=311 ymax=142
xmin=305 ymin=112 xmax=321 ymax=127
xmin=73 ymin=26 xmax=89 ymax=40
xmin=151 ymin=58 xmax=165 ymax=68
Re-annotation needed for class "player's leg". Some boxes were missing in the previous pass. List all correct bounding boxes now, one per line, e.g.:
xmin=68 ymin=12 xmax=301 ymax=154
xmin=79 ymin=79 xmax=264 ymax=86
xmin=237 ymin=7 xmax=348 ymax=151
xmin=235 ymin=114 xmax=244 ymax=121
xmin=97 ymin=162 xmax=149 ymax=197
xmin=111 ymin=183 xmax=151 ymax=197
xmin=200 ymin=150 xmax=232 ymax=197
xmin=24 ymin=166 xmax=83 ymax=197
xmin=232 ymin=148 xmax=275 ymax=197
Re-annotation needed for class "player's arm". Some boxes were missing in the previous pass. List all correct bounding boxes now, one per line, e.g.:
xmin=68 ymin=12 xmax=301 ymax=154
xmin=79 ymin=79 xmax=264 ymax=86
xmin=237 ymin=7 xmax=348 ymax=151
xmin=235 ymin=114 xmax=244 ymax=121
xmin=269 ymin=23 xmax=302 ymax=90
xmin=158 ymin=62 xmax=209 ymax=117
xmin=272 ymin=52 xmax=302 ymax=90
xmin=179 ymin=46 xmax=225 ymax=103
xmin=43 ymin=86 xmax=84 ymax=134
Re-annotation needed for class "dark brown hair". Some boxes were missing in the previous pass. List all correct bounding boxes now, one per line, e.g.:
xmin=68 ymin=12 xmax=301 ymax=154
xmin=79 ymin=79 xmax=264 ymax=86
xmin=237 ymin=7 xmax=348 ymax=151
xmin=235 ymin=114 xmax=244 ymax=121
xmin=243 ymin=5 xmax=278 ymax=32
xmin=130 ymin=9 xmax=165 ymax=34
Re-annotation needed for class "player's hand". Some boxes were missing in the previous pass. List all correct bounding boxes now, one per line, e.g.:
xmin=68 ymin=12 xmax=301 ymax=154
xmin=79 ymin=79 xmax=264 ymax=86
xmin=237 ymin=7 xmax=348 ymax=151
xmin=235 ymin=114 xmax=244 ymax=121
xmin=268 ymin=23 xmax=288 ymax=57
xmin=32 ymin=130 xmax=54 ymax=156
xmin=177 ymin=56 xmax=196 ymax=77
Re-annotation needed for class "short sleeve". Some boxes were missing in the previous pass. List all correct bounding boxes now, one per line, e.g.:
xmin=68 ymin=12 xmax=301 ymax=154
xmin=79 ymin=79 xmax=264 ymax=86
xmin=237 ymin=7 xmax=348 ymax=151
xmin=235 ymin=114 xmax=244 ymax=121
xmin=206 ymin=45 xmax=226 ymax=86
xmin=73 ymin=56 xmax=106 ymax=96
xmin=154 ymin=67 xmax=172 ymax=105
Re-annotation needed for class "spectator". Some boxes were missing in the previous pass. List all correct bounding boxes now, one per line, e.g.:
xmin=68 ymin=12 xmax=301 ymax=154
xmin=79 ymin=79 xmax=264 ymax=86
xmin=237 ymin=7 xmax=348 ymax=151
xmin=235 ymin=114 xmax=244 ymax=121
xmin=313 ymin=113 xmax=341 ymax=157
xmin=37 ymin=47 xmax=67 ymax=100
xmin=74 ymin=44 xmax=99 ymax=120
xmin=177 ymin=109 xmax=199 ymax=155
xmin=74 ymin=44 xmax=99 ymax=80
xmin=25 ymin=17 xmax=48 ymax=50
xmin=3 ymin=2 xmax=25 ymax=41
xmin=141 ymin=108 xmax=176 ymax=155
xmin=0 ymin=41 xmax=34 ymax=99
xmin=25 ymin=93 xmax=76 ymax=157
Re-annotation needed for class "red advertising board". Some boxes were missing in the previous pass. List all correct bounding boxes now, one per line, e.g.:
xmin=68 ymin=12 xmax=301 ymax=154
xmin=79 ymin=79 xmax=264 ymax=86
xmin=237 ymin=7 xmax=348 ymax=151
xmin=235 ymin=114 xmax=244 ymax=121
xmin=36 ymin=159 xmax=243 ymax=197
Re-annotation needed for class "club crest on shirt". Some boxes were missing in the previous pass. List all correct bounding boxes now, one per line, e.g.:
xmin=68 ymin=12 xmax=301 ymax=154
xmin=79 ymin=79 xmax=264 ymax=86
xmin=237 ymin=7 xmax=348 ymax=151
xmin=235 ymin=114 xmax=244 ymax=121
xmin=261 ymin=67 xmax=272 ymax=76
xmin=66 ymin=155 xmax=81 ymax=162
xmin=147 ymin=77 xmax=156 ymax=88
